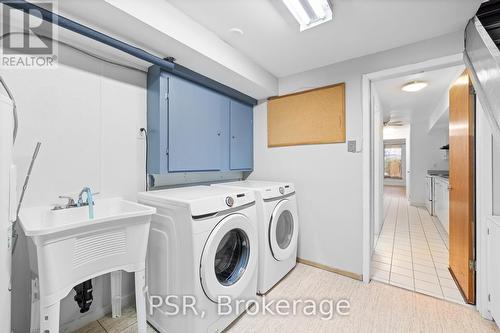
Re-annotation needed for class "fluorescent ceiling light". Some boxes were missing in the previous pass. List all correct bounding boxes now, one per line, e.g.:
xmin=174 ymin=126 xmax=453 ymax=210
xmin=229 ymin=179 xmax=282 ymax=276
xmin=401 ymin=81 xmax=428 ymax=92
xmin=282 ymin=0 xmax=333 ymax=31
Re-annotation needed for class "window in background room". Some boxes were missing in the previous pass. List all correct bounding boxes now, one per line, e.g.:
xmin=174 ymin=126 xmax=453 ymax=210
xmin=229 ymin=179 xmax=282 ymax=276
xmin=384 ymin=143 xmax=403 ymax=179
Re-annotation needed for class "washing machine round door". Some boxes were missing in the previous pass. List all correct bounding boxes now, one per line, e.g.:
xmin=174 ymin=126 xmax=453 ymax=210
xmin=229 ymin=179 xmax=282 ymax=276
xmin=269 ymin=199 xmax=298 ymax=261
xmin=200 ymin=213 xmax=257 ymax=303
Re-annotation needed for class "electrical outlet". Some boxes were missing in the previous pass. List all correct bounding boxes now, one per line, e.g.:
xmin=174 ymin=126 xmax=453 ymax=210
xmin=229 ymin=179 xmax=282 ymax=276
xmin=137 ymin=128 xmax=146 ymax=140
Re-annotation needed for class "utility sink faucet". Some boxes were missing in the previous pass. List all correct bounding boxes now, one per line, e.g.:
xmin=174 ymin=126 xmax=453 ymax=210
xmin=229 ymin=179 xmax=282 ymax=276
xmin=52 ymin=195 xmax=77 ymax=210
xmin=58 ymin=195 xmax=76 ymax=207
xmin=77 ymin=187 xmax=94 ymax=219
xmin=52 ymin=188 xmax=99 ymax=214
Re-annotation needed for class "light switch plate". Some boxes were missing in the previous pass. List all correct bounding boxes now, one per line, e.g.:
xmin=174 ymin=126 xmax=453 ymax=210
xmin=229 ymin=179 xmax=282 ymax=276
xmin=347 ymin=140 xmax=357 ymax=153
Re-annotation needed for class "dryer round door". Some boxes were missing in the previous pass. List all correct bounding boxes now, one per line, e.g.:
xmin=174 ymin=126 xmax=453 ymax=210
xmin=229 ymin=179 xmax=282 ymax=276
xmin=269 ymin=199 xmax=299 ymax=261
xmin=200 ymin=213 xmax=257 ymax=303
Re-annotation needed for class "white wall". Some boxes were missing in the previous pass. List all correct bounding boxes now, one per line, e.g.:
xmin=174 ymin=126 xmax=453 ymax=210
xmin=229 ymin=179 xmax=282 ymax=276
xmin=250 ymin=31 xmax=463 ymax=275
xmin=2 ymin=44 xmax=146 ymax=332
xmin=474 ymin=90 xmax=500 ymax=320
xmin=428 ymin=65 xmax=463 ymax=131
xmin=494 ymin=138 xmax=500 ymax=215
xmin=409 ymin=121 xmax=449 ymax=206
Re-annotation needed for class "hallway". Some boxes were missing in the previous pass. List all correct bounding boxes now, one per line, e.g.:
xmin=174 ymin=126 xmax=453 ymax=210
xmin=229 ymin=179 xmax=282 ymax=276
xmin=371 ymin=186 xmax=465 ymax=304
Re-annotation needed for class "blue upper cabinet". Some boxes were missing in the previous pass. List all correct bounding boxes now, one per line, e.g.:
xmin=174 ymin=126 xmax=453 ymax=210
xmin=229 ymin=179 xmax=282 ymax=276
xmin=147 ymin=66 xmax=253 ymax=175
xmin=147 ymin=67 xmax=168 ymax=174
xmin=230 ymin=100 xmax=253 ymax=170
xmin=168 ymin=75 xmax=228 ymax=172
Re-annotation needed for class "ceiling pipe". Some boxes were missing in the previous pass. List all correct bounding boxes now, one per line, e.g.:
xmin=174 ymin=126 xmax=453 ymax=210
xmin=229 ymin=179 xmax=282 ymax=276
xmin=2 ymin=0 xmax=175 ymax=70
xmin=2 ymin=0 xmax=257 ymax=105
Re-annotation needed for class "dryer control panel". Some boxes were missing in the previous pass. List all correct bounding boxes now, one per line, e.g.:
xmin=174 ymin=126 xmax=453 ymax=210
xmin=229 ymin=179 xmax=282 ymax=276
xmin=261 ymin=183 xmax=295 ymax=200
xmin=211 ymin=180 xmax=296 ymax=201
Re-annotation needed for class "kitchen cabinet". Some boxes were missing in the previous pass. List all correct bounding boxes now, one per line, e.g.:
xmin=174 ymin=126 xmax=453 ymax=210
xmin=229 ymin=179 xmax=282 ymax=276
xmin=147 ymin=67 xmax=253 ymax=174
xmin=434 ymin=177 xmax=450 ymax=233
xmin=425 ymin=175 xmax=433 ymax=215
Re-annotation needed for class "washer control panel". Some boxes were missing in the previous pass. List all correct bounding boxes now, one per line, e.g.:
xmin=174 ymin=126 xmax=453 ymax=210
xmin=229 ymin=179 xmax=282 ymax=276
xmin=225 ymin=196 xmax=234 ymax=207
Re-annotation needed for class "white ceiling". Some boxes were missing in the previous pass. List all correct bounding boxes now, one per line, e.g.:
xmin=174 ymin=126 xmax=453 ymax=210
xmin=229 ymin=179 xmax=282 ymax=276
xmin=55 ymin=0 xmax=279 ymax=99
xmin=167 ymin=0 xmax=482 ymax=77
xmin=373 ymin=65 xmax=464 ymax=124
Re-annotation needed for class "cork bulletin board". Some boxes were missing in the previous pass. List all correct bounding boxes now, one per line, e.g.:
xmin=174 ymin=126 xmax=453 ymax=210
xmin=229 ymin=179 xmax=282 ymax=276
xmin=267 ymin=83 xmax=346 ymax=147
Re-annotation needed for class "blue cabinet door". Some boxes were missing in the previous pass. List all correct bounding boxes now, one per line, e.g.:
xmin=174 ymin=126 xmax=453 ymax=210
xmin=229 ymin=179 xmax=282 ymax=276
xmin=147 ymin=68 xmax=169 ymax=175
xmin=230 ymin=100 xmax=253 ymax=170
xmin=168 ymin=75 xmax=228 ymax=172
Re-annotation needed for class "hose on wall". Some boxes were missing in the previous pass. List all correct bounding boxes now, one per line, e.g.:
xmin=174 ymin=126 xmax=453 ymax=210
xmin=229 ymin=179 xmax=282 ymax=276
xmin=0 ymin=76 xmax=18 ymax=143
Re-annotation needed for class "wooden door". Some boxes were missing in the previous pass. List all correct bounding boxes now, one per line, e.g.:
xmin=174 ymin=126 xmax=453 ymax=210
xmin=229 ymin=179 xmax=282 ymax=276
xmin=449 ymin=70 xmax=475 ymax=304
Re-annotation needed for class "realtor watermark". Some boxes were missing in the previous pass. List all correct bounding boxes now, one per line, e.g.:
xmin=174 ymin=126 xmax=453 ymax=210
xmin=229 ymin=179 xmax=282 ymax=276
xmin=149 ymin=295 xmax=351 ymax=321
xmin=1 ymin=1 xmax=58 ymax=68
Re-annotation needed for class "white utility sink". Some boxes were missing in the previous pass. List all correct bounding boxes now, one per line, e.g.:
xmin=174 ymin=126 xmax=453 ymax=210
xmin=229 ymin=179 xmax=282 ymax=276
xmin=19 ymin=197 xmax=156 ymax=333
xmin=20 ymin=197 xmax=155 ymax=236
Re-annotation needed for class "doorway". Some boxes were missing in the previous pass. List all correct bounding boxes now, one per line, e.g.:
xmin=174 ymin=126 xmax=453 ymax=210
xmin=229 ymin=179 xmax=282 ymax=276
xmin=363 ymin=56 xmax=480 ymax=307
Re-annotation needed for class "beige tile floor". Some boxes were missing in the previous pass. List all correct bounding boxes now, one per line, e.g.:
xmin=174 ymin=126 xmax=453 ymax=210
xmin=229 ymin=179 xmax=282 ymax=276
xmin=372 ymin=186 xmax=464 ymax=304
xmin=75 ymin=263 xmax=498 ymax=333
xmin=73 ymin=306 xmax=157 ymax=333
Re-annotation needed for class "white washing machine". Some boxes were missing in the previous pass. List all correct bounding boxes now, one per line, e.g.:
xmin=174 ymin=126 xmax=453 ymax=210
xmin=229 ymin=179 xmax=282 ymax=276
xmin=138 ymin=186 xmax=258 ymax=333
xmin=212 ymin=181 xmax=299 ymax=294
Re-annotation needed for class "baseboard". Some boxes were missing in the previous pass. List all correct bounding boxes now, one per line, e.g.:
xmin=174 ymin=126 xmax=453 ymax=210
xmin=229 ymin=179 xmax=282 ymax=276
xmin=297 ymin=258 xmax=362 ymax=281
xmin=383 ymin=183 xmax=405 ymax=187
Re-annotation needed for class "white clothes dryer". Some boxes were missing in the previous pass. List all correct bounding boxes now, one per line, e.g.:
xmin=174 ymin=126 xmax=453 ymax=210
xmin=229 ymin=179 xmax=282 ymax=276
xmin=212 ymin=181 xmax=298 ymax=294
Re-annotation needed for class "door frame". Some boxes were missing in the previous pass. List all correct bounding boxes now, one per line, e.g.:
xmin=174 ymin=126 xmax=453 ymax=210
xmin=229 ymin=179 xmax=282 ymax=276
xmin=476 ymin=95 xmax=494 ymax=319
xmin=361 ymin=53 xmax=489 ymax=317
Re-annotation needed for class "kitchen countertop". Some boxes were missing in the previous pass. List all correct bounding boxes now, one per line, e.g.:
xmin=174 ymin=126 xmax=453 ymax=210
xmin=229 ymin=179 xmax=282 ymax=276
xmin=427 ymin=169 xmax=449 ymax=176
xmin=434 ymin=175 xmax=449 ymax=183
xmin=427 ymin=170 xmax=449 ymax=181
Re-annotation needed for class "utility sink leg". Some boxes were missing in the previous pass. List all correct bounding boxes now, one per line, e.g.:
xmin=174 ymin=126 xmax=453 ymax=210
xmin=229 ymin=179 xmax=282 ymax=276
xmin=40 ymin=300 xmax=60 ymax=333
xmin=135 ymin=269 xmax=147 ymax=333
xmin=111 ymin=271 xmax=123 ymax=318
